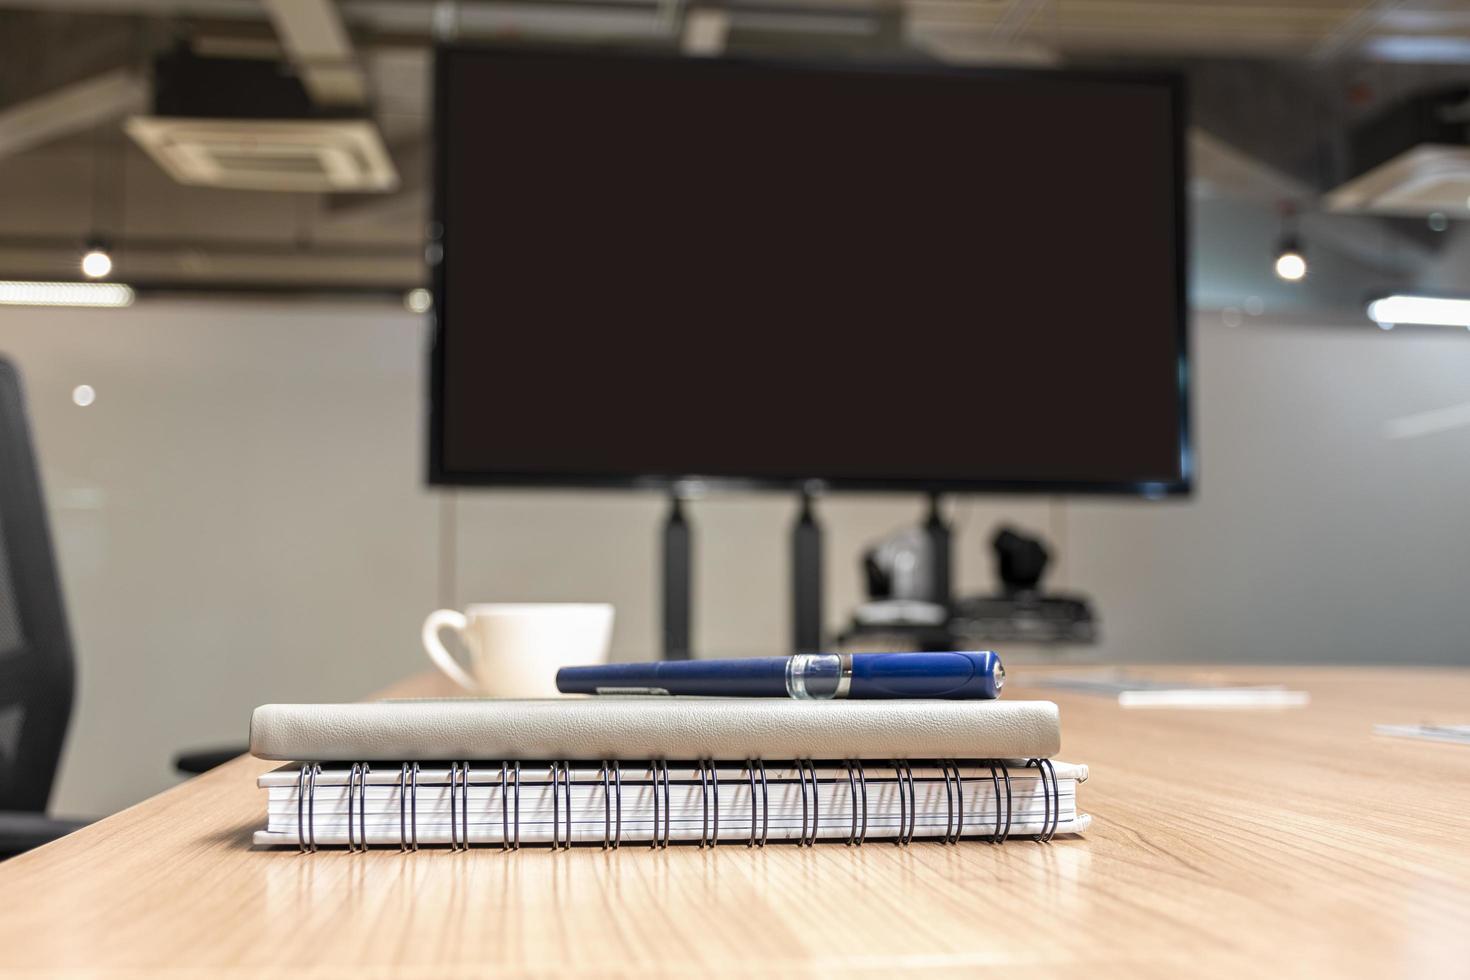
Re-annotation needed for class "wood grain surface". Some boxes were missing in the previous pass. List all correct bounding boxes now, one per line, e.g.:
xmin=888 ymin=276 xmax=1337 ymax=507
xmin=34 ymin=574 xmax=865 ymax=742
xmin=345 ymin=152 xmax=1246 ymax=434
xmin=1 ymin=666 xmax=1468 ymax=979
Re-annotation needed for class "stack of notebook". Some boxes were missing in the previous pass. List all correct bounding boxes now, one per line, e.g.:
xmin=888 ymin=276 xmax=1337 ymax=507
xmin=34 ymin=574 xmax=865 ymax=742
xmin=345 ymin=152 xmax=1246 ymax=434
xmin=250 ymin=698 xmax=1088 ymax=850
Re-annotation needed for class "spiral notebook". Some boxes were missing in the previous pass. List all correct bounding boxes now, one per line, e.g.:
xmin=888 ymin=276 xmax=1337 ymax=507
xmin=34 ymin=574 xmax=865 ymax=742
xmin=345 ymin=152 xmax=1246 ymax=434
xmin=256 ymin=759 xmax=1088 ymax=849
xmin=250 ymin=699 xmax=1088 ymax=850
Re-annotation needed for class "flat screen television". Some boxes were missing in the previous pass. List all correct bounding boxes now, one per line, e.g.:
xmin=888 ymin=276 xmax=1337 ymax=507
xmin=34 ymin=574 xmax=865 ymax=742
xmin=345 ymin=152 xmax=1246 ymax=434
xmin=430 ymin=46 xmax=1190 ymax=495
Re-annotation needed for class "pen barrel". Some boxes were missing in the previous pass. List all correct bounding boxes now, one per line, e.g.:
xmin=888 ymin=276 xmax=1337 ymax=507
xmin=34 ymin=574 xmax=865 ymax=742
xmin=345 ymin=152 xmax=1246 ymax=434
xmin=558 ymin=657 xmax=790 ymax=696
xmin=848 ymin=651 xmax=1003 ymax=699
xmin=558 ymin=651 xmax=1002 ymax=699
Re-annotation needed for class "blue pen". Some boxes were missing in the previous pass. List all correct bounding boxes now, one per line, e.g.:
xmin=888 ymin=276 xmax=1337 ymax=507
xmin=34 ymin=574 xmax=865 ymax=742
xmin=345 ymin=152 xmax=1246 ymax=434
xmin=556 ymin=651 xmax=1004 ymax=700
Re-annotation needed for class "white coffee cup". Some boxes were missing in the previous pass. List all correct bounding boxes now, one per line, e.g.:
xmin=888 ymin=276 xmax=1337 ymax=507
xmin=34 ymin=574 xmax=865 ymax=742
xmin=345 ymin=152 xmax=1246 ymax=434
xmin=421 ymin=603 xmax=614 ymax=697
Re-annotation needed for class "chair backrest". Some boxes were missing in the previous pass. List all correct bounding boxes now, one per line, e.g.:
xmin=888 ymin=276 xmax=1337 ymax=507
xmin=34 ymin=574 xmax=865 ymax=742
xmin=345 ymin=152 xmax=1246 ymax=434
xmin=0 ymin=357 xmax=75 ymax=812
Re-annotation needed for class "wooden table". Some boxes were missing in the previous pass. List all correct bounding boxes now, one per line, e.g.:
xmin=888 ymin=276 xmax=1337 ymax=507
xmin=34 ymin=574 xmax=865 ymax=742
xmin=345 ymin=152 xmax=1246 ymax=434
xmin=2 ymin=666 xmax=1468 ymax=978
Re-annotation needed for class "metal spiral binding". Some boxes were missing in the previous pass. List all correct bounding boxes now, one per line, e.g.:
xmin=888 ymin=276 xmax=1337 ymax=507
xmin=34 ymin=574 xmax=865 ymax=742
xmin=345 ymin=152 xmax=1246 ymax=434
xmin=794 ymin=763 xmax=806 ymax=845
xmin=464 ymin=762 xmax=474 ymax=847
xmin=904 ymin=762 xmax=918 ymax=844
xmin=599 ymin=761 xmax=622 ymax=850
xmin=951 ymin=762 xmax=965 ymax=844
xmin=695 ymin=761 xmax=720 ymax=848
xmin=460 ymin=761 xmax=472 ymax=848
xmin=448 ymin=763 xmax=459 ymax=850
xmin=346 ymin=763 xmax=370 ymax=852
xmin=551 ymin=762 xmax=573 ymax=849
xmin=1043 ymin=758 xmax=1059 ymax=841
xmin=297 ymin=763 xmax=321 ymax=853
xmin=1026 ymin=758 xmax=1048 ymax=843
xmin=696 ymin=762 xmax=709 ymax=847
xmin=938 ymin=763 xmax=954 ymax=843
xmin=346 ymin=763 xmax=358 ymax=852
xmin=599 ymin=763 xmax=610 ymax=848
xmin=902 ymin=761 xmax=917 ymax=845
xmin=661 ymin=762 xmax=671 ymax=847
xmin=890 ymin=761 xmax=917 ymax=845
xmin=398 ymin=763 xmax=409 ymax=852
xmin=498 ymin=761 xmax=519 ymax=850
xmin=648 ymin=761 xmax=671 ymax=849
xmin=289 ymin=757 xmax=1061 ymax=851
xmin=361 ymin=764 xmax=373 ymax=852
xmin=793 ymin=761 xmax=806 ymax=845
xmin=1028 ymin=758 xmax=1059 ymax=842
xmin=448 ymin=762 xmax=458 ymax=850
xmin=987 ymin=762 xmax=1012 ymax=844
xmin=938 ymin=762 xmax=959 ymax=845
xmin=889 ymin=762 xmax=905 ymax=847
xmin=743 ymin=764 xmax=756 ymax=846
xmin=297 ymin=764 xmax=307 ymax=852
xmin=794 ymin=762 xmax=810 ymax=846
xmin=399 ymin=763 xmax=419 ymax=851
xmin=552 ymin=764 xmax=564 ymax=846
xmin=797 ymin=760 xmax=820 ymax=846
xmin=447 ymin=762 xmax=466 ymax=851
xmin=807 ymin=760 xmax=819 ymax=845
xmin=744 ymin=761 xmax=767 ymax=848
xmin=613 ymin=761 xmax=622 ymax=849
xmin=709 ymin=763 xmax=719 ymax=845
xmin=563 ymin=761 xmax=574 ymax=848
xmin=549 ymin=762 xmax=560 ymax=849
xmin=841 ymin=761 xmax=859 ymax=845
xmin=757 ymin=760 xmax=769 ymax=847
xmin=647 ymin=762 xmax=659 ymax=849
xmin=940 ymin=764 xmax=952 ymax=840
xmin=308 ymin=762 xmax=321 ymax=852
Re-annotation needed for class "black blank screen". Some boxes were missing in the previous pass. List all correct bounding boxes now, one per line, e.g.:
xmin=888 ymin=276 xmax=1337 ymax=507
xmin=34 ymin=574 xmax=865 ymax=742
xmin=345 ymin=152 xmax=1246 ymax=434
xmin=434 ymin=48 xmax=1187 ymax=491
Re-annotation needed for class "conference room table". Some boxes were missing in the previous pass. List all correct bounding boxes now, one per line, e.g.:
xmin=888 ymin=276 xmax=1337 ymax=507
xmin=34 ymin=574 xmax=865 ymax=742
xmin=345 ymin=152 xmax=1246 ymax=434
xmin=1 ymin=665 xmax=1467 ymax=978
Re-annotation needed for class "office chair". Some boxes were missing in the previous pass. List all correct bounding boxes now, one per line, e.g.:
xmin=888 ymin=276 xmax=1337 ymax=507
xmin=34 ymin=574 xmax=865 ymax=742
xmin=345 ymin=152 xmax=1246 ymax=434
xmin=175 ymin=747 xmax=244 ymax=774
xmin=0 ymin=357 xmax=89 ymax=857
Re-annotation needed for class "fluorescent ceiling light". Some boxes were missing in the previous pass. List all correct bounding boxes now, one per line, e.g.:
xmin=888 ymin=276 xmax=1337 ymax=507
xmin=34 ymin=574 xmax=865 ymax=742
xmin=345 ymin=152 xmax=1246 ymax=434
xmin=1363 ymin=36 xmax=1470 ymax=64
xmin=1366 ymin=294 xmax=1470 ymax=329
xmin=0 ymin=281 xmax=135 ymax=308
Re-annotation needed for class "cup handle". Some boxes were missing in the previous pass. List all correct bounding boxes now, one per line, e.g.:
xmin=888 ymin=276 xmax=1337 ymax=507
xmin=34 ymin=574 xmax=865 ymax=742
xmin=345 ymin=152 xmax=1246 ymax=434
xmin=421 ymin=609 xmax=477 ymax=692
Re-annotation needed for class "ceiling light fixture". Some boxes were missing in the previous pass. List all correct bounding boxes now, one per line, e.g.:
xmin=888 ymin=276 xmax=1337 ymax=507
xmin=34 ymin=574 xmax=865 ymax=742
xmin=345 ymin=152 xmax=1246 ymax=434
xmin=404 ymin=288 xmax=432 ymax=314
xmin=1366 ymin=294 xmax=1470 ymax=330
xmin=1273 ymin=202 xmax=1308 ymax=282
xmin=83 ymin=128 xmax=125 ymax=280
xmin=0 ymin=281 xmax=135 ymax=308
xmin=80 ymin=240 xmax=113 ymax=279
xmin=1274 ymin=247 xmax=1307 ymax=282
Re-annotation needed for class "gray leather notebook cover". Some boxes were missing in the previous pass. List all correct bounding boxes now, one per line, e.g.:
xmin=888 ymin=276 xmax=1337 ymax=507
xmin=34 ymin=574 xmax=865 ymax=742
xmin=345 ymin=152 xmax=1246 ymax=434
xmin=250 ymin=698 xmax=1062 ymax=761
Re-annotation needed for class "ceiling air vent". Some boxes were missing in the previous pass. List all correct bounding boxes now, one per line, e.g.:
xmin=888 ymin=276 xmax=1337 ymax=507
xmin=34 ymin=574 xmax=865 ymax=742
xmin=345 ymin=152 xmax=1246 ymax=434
xmin=124 ymin=48 xmax=397 ymax=193
xmin=1326 ymin=87 xmax=1470 ymax=216
xmin=124 ymin=117 xmax=397 ymax=193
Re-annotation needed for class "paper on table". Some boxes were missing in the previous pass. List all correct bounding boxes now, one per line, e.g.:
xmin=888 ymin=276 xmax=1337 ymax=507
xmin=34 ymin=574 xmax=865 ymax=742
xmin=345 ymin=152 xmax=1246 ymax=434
xmin=1374 ymin=723 xmax=1470 ymax=746
xmin=1040 ymin=670 xmax=1310 ymax=709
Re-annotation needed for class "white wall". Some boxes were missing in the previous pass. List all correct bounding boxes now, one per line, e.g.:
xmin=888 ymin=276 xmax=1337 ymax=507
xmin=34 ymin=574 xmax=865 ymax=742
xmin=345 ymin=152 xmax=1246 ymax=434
xmin=3 ymin=300 xmax=1469 ymax=817
xmin=0 ymin=301 xmax=438 ymax=816
xmin=1070 ymin=314 xmax=1470 ymax=665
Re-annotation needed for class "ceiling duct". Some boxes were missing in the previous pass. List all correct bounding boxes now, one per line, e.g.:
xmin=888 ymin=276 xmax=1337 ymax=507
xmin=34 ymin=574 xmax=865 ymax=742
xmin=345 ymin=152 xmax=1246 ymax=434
xmin=1326 ymin=85 xmax=1470 ymax=216
xmin=125 ymin=47 xmax=397 ymax=193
